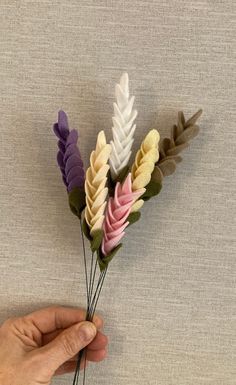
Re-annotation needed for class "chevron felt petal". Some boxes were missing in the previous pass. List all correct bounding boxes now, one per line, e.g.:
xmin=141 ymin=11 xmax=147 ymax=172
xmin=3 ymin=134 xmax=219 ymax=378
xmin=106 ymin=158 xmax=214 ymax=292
xmin=53 ymin=110 xmax=85 ymax=192
xmin=85 ymin=131 xmax=111 ymax=236
xmin=130 ymin=129 xmax=160 ymax=211
xmin=102 ymin=173 xmax=145 ymax=256
xmin=109 ymin=73 xmax=138 ymax=179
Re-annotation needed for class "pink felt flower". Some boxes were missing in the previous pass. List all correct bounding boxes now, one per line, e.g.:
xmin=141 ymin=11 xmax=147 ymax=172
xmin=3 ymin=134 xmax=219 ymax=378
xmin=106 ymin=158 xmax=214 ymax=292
xmin=101 ymin=173 xmax=145 ymax=256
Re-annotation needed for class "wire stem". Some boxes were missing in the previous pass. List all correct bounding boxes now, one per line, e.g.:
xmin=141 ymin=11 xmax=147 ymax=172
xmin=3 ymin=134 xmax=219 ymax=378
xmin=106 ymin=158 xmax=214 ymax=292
xmin=91 ymin=267 xmax=108 ymax=318
xmin=72 ymin=349 xmax=84 ymax=385
xmin=88 ymin=271 xmax=103 ymax=319
xmin=74 ymin=220 xmax=109 ymax=385
xmin=82 ymin=348 xmax=88 ymax=385
xmin=88 ymin=252 xmax=94 ymax=307
xmin=89 ymin=258 xmax=98 ymax=311
xmin=79 ymin=218 xmax=89 ymax=308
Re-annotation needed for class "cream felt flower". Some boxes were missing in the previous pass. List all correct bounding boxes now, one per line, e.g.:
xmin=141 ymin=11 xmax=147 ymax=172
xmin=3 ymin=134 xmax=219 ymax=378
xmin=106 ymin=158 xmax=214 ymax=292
xmin=85 ymin=131 xmax=111 ymax=236
xmin=131 ymin=129 xmax=160 ymax=211
xmin=109 ymin=73 xmax=138 ymax=179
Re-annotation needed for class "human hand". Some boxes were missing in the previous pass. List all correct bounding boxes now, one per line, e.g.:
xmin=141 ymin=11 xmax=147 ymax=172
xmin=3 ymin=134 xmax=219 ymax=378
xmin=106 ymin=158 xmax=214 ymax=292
xmin=0 ymin=306 xmax=108 ymax=385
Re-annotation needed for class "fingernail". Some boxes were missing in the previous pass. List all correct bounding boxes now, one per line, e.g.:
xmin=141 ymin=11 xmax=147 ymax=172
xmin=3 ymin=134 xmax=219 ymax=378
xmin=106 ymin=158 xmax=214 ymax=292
xmin=93 ymin=314 xmax=104 ymax=329
xmin=78 ymin=322 xmax=96 ymax=342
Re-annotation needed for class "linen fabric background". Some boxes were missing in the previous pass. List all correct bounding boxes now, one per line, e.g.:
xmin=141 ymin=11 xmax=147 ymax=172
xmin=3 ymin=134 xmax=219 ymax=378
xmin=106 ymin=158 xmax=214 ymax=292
xmin=0 ymin=1 xmax=235 ymax=384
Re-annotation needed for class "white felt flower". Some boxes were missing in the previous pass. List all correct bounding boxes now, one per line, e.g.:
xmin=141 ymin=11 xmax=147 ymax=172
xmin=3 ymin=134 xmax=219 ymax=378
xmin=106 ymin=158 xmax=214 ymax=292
xmin=109 ymin=73 xmax=138 ymax=179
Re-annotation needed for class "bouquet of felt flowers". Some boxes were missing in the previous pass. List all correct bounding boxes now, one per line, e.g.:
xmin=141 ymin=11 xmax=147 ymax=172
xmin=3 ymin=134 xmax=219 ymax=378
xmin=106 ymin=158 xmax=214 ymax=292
xmin=53 ymin=73 xmax=202 ymax=384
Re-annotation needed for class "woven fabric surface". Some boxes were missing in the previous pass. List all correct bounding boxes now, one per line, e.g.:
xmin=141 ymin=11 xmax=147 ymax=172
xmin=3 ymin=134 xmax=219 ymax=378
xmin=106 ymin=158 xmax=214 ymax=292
xmin=0 ymin=1 xmax=235 ymax=384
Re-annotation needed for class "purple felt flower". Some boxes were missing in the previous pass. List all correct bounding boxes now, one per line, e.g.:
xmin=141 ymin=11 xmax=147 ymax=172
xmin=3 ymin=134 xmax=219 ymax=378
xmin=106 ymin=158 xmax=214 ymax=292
xmin=53 ymin=110 xmax=85 ymax=192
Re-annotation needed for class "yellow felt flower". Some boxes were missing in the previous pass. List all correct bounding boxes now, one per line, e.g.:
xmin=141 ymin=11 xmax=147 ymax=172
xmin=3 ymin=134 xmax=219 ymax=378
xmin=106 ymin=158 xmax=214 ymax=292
xmin=131 ymin=129 xmax=160 ymax=211
xmin=85 ymin=131 xmax=111 ymax=236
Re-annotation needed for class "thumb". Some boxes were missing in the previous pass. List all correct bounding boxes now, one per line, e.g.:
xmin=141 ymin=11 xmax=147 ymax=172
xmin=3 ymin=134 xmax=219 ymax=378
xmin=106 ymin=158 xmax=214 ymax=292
xmin=38 ymin=321 xmax=97 ymax=373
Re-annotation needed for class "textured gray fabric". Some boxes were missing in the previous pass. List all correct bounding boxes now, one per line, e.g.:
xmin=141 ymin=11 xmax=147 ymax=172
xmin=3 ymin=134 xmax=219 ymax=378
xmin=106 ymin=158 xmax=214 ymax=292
xmin=0 ymin=1 xmax=236 ymax=384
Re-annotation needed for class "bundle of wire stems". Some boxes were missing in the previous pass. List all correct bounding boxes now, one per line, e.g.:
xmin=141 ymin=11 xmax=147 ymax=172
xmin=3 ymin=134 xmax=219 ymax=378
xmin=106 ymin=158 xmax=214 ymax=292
xmin=72 ymin=219 xmax=108 ymax=385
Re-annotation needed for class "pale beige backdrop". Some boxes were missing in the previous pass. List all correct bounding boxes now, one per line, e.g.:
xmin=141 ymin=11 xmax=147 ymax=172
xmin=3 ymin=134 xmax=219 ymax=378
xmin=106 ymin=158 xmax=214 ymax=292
xmin=0 ymin=1 xmax=235 ymax=385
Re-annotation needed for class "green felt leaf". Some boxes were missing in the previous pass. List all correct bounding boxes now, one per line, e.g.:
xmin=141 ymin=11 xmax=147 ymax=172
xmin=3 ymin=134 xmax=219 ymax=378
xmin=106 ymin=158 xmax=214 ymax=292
xmin=107 ymin=170 xmax=115 ymax=196
xmin=68 ymin=187 xmax=86 ymax=218
xmin=127 ymin=211 xmax=141 ymax=226
xmin=141 ymin=179 xmax=162 ymax=201
xmin=91 ymin=229 xmax=103 ymax=252
xmin=116 ymin=165 xmax=130 ymax=183
xmin=82 ymin=218 xmax=92 ymax=241
xmin=152 ymin=166 xmax=164 ymax=183
xmin=108 ymin=166 xmax=130 ymax=196
xmin=97 ymin=244 xmax=123 ymax=271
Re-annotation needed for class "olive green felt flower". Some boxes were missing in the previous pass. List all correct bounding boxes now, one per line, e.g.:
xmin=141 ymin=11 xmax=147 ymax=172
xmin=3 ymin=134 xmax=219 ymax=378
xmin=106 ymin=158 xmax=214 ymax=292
xmin=153 ymin=109 xmax=203 ymax=183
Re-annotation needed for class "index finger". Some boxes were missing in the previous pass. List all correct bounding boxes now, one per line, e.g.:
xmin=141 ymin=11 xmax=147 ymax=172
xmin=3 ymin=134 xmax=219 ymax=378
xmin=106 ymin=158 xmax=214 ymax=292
xmin=25 ymin=306 xmax=103 ymax=334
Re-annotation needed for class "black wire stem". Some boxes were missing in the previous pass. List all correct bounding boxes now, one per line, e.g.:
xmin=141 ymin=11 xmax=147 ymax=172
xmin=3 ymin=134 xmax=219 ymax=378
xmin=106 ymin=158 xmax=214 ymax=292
xmin=79 ymin=218 xmax=89 ymax=307
xmin=72 ymin=241 xmax=108 ymax=385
